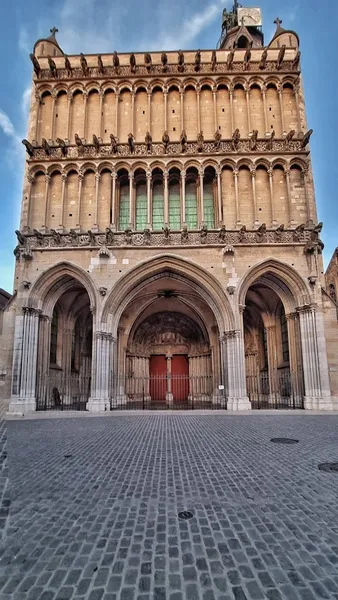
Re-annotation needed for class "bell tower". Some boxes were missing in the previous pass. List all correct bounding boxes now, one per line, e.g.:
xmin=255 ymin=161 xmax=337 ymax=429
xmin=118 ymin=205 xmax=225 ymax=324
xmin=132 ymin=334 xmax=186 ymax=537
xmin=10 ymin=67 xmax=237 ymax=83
xmin=218 ymin=1 xmax=264 ymax=49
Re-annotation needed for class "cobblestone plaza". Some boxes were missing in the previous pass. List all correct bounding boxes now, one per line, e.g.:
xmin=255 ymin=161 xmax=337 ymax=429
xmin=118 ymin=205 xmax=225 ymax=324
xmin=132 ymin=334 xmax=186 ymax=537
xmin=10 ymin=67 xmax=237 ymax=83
xmin=2 ymin=414 xmax=338 ymax=599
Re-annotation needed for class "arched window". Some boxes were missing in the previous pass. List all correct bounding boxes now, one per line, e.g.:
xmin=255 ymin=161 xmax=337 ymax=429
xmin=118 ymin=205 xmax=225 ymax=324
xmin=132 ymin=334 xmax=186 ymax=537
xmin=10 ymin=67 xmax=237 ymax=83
xmin=237 ymin=36 xmax=250 ymax=49
xmin=152 ymin=169 xmax=164 ymax=230
xmin=329 ymin=283 xmax=337 ymax=302
xmin=50 ymin=309 xmax=58 ymax=365
xmin=169 ymin=171 xmax=181 ymax=230
xmin=186 ymin=169 xmax=198 ymax=229
xmin=280 ymin=306 xmax=289 ymax=364
xmin=135 ymin=180 xmax=147 ymax=231
xmin=203 ymin=168 xmax=215 ymax=228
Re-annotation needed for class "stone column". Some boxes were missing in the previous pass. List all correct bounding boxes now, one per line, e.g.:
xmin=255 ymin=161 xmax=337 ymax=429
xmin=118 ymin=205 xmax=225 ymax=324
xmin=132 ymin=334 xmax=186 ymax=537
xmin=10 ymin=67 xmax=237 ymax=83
xmin=131 ymin=91 xmax=135 ymax=134
xmin=9 ymin=307 xmax=41 ymax=414
xmin=36 ymin=314 xmax=51 ymax=408
xmin=181 ymin=169 xmax=186 ymax=225
xmin=83 ymin=90 xmax=88 ymax=139
xmin=26 ymin=174 xmax=35 ymax=230
xmin=87 ymin=332 xmax=113 ymax=412
xmin=43 ymin=174 xmax=51 ymax=231
xmin=60 ymin=172 xmax=67 ymax=229
xmin=216 ymin=167 xmax=222 ymax=225
xmin=245 ymin=84 xmax=251 ymax=134
xmin=50 ymin=89 xmax=57 ymax=140
xmin=128 ymin=171 xmax=134 ymax=227
xmin=147 ymin=90 xmax=152 ymax=136
xmin=293 ymin=82 xmax=302 ymax=133
xmin=262 ymin=84 xmax=269 ymax=135
xmin=302 ymin=165 xmax=313 ymax=224
xmin=146 ymin=169 xmax=152 ymax=227
xmin=265 ymin=324 xmax=278 ymax=403
xmin=34 ymin=90 xmax=41 ymax=141
xmin=199 ymin=167 xmax=204 ymax=226
xmin=229 ymin=85 xmax=234 ymax=132
xmin=164 ymin=169 xmax=169 ymax=225
xmin=233 ymin=168 xmax=240 ymax=227
xmin=250 ymin=166 xmax=259 ymax=227
xmin=267 ymin=167 xmax=277 ymax=226
xmin=277 ymin=83 xmax=286 ymax=134
xmin=110 ymin=171 xmax=117 ymax=227
xmin=285 ymin=167 xmax=295 ymax=226
xmin=94 ymin=171 xmax=100 ymax=230
xmin=180 ymin=89 xmax=184 ymax=131
xmin=166 ymin=354 xmax=173 ymax=407
xmin=76 ymin=170 xmax=84 ymax=229
xmin=286 ymin=312 xmax=303 ymax=406
xmin=212 ymin=88 xmax=217 ymax=133
xmin=196 ymin=86 xmax=201 ymax=133
xmin=297 ymin=305 xmax=324 ymax=409
xmin=66 ymin=91 xmax=72 ymax=140
xmin=115 ymin=91 xmax=119 ymax=138
xmin=224 ymin=330 xmax=251 ymax=410
xmin=99 ymin=89 xmax=104 ymax=139
xmin=163 ymin=87 xmax=168 ymax=132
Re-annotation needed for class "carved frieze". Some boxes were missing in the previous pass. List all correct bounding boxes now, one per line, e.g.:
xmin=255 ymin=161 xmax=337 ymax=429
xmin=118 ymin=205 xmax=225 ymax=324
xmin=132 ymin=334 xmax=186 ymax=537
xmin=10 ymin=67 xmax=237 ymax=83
xmin=25 ymin=137 xmax=306 ymax=162
xmin=36 ymin=60 xmax=298 ymax=82
xmin=14 ymin=226 xmax=320 ymax=254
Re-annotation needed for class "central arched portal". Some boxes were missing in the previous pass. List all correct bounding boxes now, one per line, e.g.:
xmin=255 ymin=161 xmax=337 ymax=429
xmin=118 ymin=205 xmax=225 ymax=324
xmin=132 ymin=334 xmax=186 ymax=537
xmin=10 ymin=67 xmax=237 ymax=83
xmin=103 ymin=256 xmax=236 ymax=410
xmin=126 ymin=310 xmax=212 ymax=407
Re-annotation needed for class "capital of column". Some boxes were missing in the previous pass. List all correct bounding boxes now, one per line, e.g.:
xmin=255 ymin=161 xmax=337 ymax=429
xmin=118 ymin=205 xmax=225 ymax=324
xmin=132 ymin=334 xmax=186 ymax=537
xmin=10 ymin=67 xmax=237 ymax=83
xmin=163 ymin=169 xmax=169 ymax=179
xmin=83 ymin=90 xmax=89 ymax=100
xmin=239 ymin=304 xmax=246 ymax=314
xmin=128 ymin=171 xmax=134 ymax=181
xmin=96 ymin=331 xmax=113 ymax=342
xmin=250 ymin=166 xmax=256 ymax=178
xmin=223 ymin=329 xmax=240 ymax=340
xmin=67 ymin=90 xmax=73 ymax=102
xmin=146 ymin=169 xmax=152 ymax=180
xmin=181 ymin=169 xmax=186 ymax=179
xmin=111 ymin=171 xmax=117 ymax=180
xmin=78 ymin=170 xmax=84 ymax=182
xmin=27 ymin=174 xmax=35 ymax=184
xmin=95 ymin=172 xmax=101 ymax=182
xmin=51 ymin=89 xmax=58 ymax=100
xmin=233 ymin=168 xmax=239 ymax=178
xmin=277 ymin=82 xmax=283 ymax=95
xmin=39 ymin=314 xmax=51 ymax=323
xmin=61 ymin=172 xmax=68 ymax=182
xmin=285 ymin=312 xmax=298 ymax=322
xmin=22 ymin=306 xmax=41 ymax=316
xmin=296 ymin=303 xmax=315 ymax=315
xmin=199 ymin=167 xmax=204 ymax=178
xmin=267 ymin=167 xmax=273 ymax=178
xmin=45 ymin=174 xmax=51 ymax=184
xmin=35 ymin=90 xmax=41 ymax=103
xmin=98 ymin=88 xmax=104 ymax=99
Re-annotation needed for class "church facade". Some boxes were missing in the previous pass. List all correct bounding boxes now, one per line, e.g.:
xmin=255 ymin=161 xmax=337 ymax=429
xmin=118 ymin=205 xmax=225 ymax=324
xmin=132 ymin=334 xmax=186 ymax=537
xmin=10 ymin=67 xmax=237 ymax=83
xmin=4 ymin=3 xmax=338 ymax=413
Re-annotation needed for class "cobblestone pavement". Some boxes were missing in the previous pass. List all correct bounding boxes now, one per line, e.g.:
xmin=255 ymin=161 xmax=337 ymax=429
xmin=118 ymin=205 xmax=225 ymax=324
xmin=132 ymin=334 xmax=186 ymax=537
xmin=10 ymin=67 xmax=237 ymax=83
xmin=3 ymin=414 xmax=338 ymax=600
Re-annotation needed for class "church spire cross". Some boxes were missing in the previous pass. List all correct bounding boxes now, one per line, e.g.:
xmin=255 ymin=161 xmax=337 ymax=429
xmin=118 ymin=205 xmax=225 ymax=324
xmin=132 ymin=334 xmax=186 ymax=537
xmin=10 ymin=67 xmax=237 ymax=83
xmin=50 ymin=27 xmax=59 ymax=36
xmin=274 ymin=17 xmax=283 ymax=28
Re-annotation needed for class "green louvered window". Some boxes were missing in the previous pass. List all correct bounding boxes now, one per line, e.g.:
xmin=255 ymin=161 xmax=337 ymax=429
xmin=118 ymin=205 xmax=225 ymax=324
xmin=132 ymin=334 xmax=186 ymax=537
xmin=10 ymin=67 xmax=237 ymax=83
xmin=152 ymin=183 xmax=164 ymax=230
xmin=135 ymin=183 xmax=147 ymax=231
xmin=185 ymin=180 xmax=198 ymax=229
xmin=203 ymin=181 xmax=215 ymax=228
xmin=169 ymin=182 xmax=181 ymax=230
xmin=119 ymin=184 xmax=129 ymax=231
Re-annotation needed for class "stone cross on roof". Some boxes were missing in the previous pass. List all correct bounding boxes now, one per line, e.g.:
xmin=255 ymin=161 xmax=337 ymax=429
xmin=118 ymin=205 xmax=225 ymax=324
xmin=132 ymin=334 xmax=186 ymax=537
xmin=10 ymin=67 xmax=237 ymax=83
xmin=274 ymin=17 xmax=283 ymax=28
xmin=50 ymin=27 xmax=59 ymax=36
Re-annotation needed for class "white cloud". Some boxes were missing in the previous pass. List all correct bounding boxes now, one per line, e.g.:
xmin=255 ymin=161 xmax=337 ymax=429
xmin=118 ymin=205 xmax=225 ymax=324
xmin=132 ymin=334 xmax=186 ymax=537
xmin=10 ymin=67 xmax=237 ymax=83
xmin=147 ymin=0 xmax=229 ymax=50
xmin=21 ymin=87 xmax=32 ymax=121
xmin=0 ymin=109 xmax=24 ymax=166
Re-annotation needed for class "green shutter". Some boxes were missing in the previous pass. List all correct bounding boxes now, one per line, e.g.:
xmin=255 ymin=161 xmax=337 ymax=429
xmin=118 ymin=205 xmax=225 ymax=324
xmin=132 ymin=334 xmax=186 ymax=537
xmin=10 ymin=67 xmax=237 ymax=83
xmin=169 ymin=182 xmax=181 ymax=230
xmin=185 ymin=181 xmax=198 ymax=229
xmin=135 ymin=183 xmax=147 ymax=231
xmin=119 ymin=184 xmax=129 ymax=231
xmin=204 ymin=181 xmax=215 ymax=228
xmin=152 ymin=183 xmax=164 ymax=230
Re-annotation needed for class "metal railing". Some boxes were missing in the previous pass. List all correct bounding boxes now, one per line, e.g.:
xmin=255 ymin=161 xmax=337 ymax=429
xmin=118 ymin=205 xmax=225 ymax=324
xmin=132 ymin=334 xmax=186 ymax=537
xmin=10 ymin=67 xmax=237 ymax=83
xmin=246 ymin=369 xmax=304 ymax=410
xmin=36 ymin=371 xmax=91 ymax=411
xmin=109 ymin=374 xmax=226 ymax=410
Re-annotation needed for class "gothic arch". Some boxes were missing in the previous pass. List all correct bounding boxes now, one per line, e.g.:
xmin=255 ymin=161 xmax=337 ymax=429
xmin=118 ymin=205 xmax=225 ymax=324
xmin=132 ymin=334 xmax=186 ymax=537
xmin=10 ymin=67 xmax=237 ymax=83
xmin=28 ymin=261 xmax=98 ymax=316
xmin=102 ymin=254 xmax=235 ymax=334
xmin=237 ymin=258 xmax=311 ymax=315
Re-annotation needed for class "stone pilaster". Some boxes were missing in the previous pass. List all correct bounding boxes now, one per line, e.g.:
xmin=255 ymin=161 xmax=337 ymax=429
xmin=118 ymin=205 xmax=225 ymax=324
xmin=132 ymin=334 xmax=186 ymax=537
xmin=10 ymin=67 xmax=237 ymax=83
xmin=223 ymin=330 xmax=251 ymax=411
xmin=9 ymin=307 xmax=41 ymax=414
xmin=87 ymin=331 xmax=113 ymax=412
xmin=297 ymin=304 xmax=333 ymax=409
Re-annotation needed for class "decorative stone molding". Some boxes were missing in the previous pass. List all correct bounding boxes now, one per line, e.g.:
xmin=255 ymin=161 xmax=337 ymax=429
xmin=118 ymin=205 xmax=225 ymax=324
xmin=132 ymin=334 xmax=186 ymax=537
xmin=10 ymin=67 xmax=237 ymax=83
xmin=14 ymin=226 xmax=317 ymax=252
xmin=226 ymin=286 xmax=236 ymax=296
xmin=35 ymin=59 xmax=299 ymax=83
xmin=23 ymin=136 xmax=306 ymax=161
xmin=99 ymin=286 xmax=107 ymax=297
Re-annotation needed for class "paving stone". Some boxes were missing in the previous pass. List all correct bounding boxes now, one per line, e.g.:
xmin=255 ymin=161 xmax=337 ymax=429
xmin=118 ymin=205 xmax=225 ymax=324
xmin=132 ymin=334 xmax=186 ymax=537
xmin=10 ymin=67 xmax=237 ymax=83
xmin=4 ymin=415 xmax=338 ymax=600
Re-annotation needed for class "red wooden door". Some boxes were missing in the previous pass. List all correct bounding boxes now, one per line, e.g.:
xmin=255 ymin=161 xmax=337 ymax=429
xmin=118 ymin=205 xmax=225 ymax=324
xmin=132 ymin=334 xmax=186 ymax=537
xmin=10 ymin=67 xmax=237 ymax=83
xmin=149 ymin=355 xmax=166 ymax=402
xmin=172 ymin=355 xmax=189 ymax=404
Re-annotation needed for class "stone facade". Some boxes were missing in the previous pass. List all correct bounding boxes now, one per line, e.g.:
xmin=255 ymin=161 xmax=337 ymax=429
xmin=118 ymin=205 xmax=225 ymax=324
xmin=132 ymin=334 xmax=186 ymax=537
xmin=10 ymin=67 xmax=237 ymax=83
xmin=2 ymin=7 xmax=337 ymax=414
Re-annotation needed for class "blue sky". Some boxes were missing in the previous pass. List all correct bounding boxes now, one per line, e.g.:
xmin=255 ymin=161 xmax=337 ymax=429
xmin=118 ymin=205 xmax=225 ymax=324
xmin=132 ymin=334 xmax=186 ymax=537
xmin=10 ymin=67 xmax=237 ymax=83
xmin=0 ymin=0 xmax=337 ymax=293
